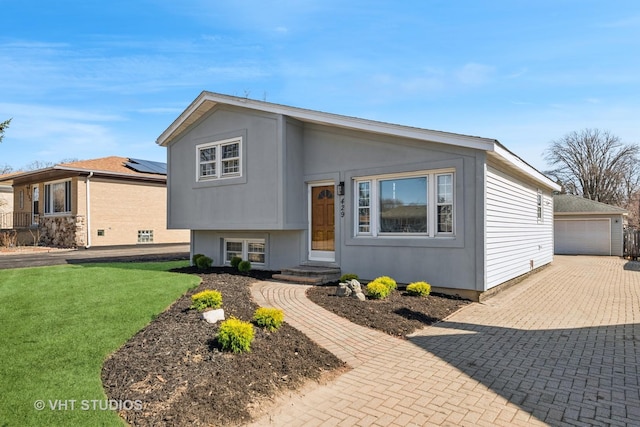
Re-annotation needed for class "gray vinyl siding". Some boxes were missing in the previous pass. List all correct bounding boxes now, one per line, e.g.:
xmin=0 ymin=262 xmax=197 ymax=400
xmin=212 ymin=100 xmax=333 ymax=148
xmin=485 ymin=165 xmax=554 ymax=289
xmin=167 ymin=105 xmax=287 ymax=230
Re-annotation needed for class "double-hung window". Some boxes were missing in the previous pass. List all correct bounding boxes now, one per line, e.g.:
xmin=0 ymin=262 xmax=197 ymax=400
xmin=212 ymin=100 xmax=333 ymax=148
xmin=355 ymin=170 xmax=454 ymax=237
xmin=224 ymin=238 xmax=265 ymax=264
xmin=44 ymin=180 xmax=72 ymax=215
xmin=537 ymin=190 xmax=543 ymax=222
xmin=197 ymin=137 xmax=242 ymax=181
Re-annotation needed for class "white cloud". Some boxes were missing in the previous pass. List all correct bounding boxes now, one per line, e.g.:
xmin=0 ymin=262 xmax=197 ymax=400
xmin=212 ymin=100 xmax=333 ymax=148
xmin=455 ymin=63 xmax=495 ymax=85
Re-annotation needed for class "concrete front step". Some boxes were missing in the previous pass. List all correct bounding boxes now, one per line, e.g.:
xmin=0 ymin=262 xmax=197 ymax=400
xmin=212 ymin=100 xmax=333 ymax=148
xmin=272 ymin=265 xmax=341 ymax=285
xmin=271 ymin=274 xmax=325 ymax=285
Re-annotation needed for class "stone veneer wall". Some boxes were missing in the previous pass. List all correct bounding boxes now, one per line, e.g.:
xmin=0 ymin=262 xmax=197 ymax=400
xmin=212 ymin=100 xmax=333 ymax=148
xmin=39 ymin=215 xmax=86 ymax=248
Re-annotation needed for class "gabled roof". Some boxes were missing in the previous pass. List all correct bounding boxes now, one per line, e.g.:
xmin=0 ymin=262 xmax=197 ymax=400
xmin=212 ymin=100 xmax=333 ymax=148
xmin=156 ymin=91 xmax=560 ymax=192
xmin=554 ymin=194 xmax=628 ymax=215
xmin=2 ymin=156 xmax=167 ymax=186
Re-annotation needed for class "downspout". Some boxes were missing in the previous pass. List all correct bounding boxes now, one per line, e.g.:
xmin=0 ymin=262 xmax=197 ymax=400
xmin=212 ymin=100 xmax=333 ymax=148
xmin=85 ymin=172 xmax=93 ymax=248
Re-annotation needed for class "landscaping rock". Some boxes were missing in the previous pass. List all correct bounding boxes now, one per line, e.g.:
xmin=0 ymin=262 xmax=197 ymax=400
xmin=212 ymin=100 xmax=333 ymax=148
xmin=202 ymin=308 xmax=225 ymax=324
xmin=336 ymin=280 xmax=365 ymax=300
xmin=348 ymin=279 xmax=365 ymax=300
xmin=336 ymin=283 xmax=352 ymax=297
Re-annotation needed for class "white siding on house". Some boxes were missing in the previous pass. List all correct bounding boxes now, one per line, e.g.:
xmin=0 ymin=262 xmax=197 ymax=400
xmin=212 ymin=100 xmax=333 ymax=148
xmin=485 ymin=166 xmax=554 ymax=289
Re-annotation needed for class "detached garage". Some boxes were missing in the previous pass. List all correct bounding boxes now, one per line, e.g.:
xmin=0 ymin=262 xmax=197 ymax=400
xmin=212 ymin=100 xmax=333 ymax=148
xmin=554 ymin=194 xmax=627 ymax=256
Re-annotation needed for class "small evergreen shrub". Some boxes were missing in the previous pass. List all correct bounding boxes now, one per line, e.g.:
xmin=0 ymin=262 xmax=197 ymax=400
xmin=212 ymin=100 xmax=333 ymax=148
xmin=340 ymin=273 xmax=359 ymax=282
xmin=366 ymin=280 xmax=391 ymax=299
xmin=238 ymin=260 xmax=252 ymax=272
xmin=196 ymin=255 xmax=213 ymax=270
xmin=192 ymin=253 xmax=205 ymax=265
xmin=253 ymin=307 xmax=284 ymax=332
xmin=190 ymin=290 xmax=223 ymax=311
xmin=217 ymin=317 xmax=254 ymax=353
xmin=406 ymin=281 xmax=431 ymax=297
xmin=374 ymin=276 xmax=397 ymax=291
xmin=230 ymin=256 xmax=243 ymax=269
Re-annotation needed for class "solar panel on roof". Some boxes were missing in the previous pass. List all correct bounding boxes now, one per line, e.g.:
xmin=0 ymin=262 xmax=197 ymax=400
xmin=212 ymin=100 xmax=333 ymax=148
xmin=125 ymin=158 xmax=167 ymax=175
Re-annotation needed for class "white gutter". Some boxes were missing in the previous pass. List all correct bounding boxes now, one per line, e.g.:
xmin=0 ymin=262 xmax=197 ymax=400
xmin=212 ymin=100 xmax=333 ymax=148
xmin=85 ymin=172 xmax=94 ymax=248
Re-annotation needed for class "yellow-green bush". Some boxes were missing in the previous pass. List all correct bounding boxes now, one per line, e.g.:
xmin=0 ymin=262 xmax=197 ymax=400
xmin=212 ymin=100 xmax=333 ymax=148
xmin=217 ymin=317 xmax=254 ymax=353
xmin=253 ymin=307 xmax=284 ymax=332
xmin=406 ymin=281 xmax=431 ymax=297
xmin=190 ymin=289 xmax=223 ymax=311
xmin=374 ymin=276 xmax=397 ymax=291
xmin=366 ymin=280 xmax=391 ymax=299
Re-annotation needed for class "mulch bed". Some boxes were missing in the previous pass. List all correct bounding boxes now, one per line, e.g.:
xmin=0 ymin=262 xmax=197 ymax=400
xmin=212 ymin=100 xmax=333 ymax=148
xmin=102 ymin=268 xmax=471 ymax=426
xmin=307 ymin=284 xmax=471 ymax=338
xmin=102 ymin=267 xmax=346 ymax=427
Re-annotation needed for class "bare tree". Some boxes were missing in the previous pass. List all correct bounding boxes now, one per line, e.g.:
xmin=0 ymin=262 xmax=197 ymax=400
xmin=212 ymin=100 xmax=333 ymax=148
xmin=544 ymin=129 xmax=640 ymax=206
xmin=22 ymin=160 xmax=55 ymax=171
xmin=0 ymin=118 xmax=10 ymax=143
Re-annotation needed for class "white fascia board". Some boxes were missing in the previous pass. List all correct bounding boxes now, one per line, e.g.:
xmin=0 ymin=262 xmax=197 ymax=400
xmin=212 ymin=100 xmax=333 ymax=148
xmin=157 ymin=91 xmax=497 ymax=151
xmin=490 ymin=144 xmax=561 ymax=192
xmin=555 ymin=211 xmax=628 ymax=216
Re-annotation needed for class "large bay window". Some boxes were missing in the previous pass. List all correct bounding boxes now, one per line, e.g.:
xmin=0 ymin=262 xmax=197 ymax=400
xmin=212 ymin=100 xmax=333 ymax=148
xmin=224 ymin=239 xmax=265 ymax=265
xmin=44 ymin=180 xmax=72 ymax=215
xmin=197 ymin=137 xmax=242 ymax=181
xmin=355 ymin=170 xmax=454 ymax=237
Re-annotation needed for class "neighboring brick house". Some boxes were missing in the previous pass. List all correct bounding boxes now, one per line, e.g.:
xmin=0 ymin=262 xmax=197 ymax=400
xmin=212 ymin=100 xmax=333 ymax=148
xmin=0 ymin=157 xmax=189 ymax=247
xmin=0 ymin=179 xmax=13 ymax=229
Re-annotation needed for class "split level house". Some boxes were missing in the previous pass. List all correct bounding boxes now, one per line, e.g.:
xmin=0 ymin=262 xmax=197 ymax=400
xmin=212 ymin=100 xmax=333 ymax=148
xmin=0 ymin=157 xmax=189 ymax=247
xmin=157 ymin=92 xmax=560 ymax=300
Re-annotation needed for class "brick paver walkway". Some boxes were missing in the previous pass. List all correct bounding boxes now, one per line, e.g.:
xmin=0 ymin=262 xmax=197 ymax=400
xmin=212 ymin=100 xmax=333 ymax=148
xmin=250 ymin=256 xmax=640 ymax=426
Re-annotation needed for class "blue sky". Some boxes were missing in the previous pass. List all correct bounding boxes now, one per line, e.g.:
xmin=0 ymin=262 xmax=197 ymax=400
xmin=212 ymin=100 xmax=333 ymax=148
xmin=1 ymin=1 xmax=639 ymax=171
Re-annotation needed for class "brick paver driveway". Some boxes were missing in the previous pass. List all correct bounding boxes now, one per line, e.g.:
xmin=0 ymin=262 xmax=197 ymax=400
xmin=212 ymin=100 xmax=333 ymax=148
xmin=251 ymin=256 xmax=640 ymax=426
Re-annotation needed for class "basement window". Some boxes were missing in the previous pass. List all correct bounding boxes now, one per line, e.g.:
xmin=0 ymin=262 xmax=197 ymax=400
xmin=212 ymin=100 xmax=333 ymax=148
xmin=224 ymin=239 xmax=265 ymax=265
xmin=138 ymin=230 xmax=154 ymax=243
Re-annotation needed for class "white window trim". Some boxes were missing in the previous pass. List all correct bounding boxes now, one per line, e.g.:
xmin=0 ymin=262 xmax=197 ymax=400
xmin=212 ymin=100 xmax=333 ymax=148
xmin=44 ymin=179 xmax=72 ymax=216
xmin=354 ymin=169 xmax=455 ymax=238
xmin=537 ymin=190 xmax=543 ymax=223
xmin=196 ymin=137 xmax=242 ymax=182
xmin=224 ymin=238 xmax=266 ymax=265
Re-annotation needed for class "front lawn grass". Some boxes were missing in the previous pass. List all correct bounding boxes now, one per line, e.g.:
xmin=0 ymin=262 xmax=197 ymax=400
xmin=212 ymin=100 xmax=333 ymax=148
xmin=0 ymin=260 xmax=200 ymax=426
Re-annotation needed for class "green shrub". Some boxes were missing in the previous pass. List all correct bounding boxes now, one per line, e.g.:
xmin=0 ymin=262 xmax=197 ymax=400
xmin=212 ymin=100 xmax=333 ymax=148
xmin=192 ymin=253 xmax=205 ymax=265
xmin=238 ymin=260 xmax=251 ymax=272
xmin=217 ymin=317 xmax=254 ymax=353
xmin=196 ymin=255 xmax=213 ymax=270
xmin=190 ymin=289 xmax=223 ymax=311
xmin=406 ymin=281 xmax=431 ymax=297
xmin=374 ymin=276 xmax=397 ymax=291
xmin=340 ymin=273 xmax=359 ymax=282
xmin=253 ymin=307 xmax=284 ymax=332
xmin=230 ymin=256 xmax=243 ymax=269
xmin=366 ymin=280 xmax=391 ymax=299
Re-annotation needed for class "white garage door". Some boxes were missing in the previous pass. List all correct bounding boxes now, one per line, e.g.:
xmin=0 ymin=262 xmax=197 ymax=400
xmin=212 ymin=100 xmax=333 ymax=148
xmin=554 ymin=219 xmax=611 ymax=255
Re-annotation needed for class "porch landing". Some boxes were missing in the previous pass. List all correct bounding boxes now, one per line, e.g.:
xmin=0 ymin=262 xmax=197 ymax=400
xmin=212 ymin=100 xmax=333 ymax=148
xmin=272 ymin=265 xmax=341 ymax=285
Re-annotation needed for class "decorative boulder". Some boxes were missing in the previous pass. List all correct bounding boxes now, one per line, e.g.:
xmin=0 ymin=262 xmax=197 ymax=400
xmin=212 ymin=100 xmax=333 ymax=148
xmin=336 ymin=283 xmax=352 ymax=297
xmin=347 ymin=279 xmax=362 ymax=294
xmin=348 ymin=279 xmax=366 ymax=300
xmin=202 ymin=308 xmax=225 ymax=324
xmin=336 ymin=279 xmax=365 ymax=300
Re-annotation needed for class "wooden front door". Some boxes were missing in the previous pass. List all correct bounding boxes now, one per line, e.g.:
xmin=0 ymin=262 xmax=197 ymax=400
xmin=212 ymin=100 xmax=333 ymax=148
xmin=310 ymin=184 xmax=335 ymax=259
